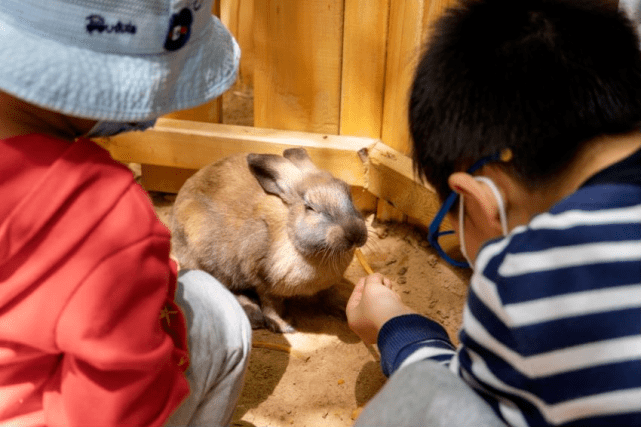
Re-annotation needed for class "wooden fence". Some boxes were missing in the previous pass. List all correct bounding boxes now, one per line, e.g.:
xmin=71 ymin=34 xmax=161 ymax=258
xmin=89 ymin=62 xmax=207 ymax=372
xmin=98 ymin=0 xmax=460 ymax=229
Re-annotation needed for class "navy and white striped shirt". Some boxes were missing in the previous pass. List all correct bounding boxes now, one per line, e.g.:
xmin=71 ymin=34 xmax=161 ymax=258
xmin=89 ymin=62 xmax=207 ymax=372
xmin=378 ymin=149 xmax=641 ymax=426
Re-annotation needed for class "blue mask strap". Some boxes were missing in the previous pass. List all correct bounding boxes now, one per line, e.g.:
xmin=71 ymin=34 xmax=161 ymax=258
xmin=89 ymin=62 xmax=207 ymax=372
xmin=427 ymin=151 xmax=504 ymax=268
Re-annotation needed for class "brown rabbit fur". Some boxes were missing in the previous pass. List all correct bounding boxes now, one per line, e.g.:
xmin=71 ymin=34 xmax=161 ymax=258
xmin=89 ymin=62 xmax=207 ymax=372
xmin=170 ymin=147 xmax=368 ymax=333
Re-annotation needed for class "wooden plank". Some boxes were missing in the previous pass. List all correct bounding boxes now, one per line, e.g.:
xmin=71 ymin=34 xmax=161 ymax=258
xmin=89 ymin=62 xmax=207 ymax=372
xmin=97 ymin=118 xmax=372 ymax=187
xmin=253 ymin=0 xmax=344 ymax=134
xmin=220 ymin=0 xmax=240 ymax=37
xmin=376 ymin=199 xmax=406 ymax=223
xmin=352 ymin=186 xmax=379 ymax=216
xmin=140 ymin=165 xmax=198 ymax=193
xmin=374 ymin=0 xmax=438 ymax=226
xmin=162 ymin=99 xmax=223 ymax=123
xmin=236 ymin=0 xmax=255 ymax=88
xmin=340 ymin=0 xmax=389 ymax=138
xmin=365 ymin=141 xmax=441 ymax=228
xmin=99 ymin=121 xmax=445 ymax=230
xmin=380 ymin=1 xmax=425 ymax=155
xmin=372 ymin=0 xmax=455 ymax=225
xmin=221 ymin=0 xmax=255 ymax=88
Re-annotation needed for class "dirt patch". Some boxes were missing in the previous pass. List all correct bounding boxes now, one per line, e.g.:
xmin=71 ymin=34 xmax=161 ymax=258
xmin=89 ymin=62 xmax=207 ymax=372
xmin=151 ymin=193 xmax=469 ymax=427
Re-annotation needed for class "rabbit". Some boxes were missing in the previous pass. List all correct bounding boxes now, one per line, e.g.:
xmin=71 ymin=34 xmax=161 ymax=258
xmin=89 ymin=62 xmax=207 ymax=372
xmin=170 ymin=147 xmax=368 ymax=333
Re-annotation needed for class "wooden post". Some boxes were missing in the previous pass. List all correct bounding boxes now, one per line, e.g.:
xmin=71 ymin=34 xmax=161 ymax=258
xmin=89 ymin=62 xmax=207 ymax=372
xmin=221 ymin=0 xmax=254 ymax=88
xmin=253 ymin=0 xmax=344 ymax=134
xmin=365 ymin=142 xmax=440 ymax=227
xmin=380 ymin=0 xmax=459 ymax=156
xmin=340 ymin=0 xmax=389 ymax=138
xmin=220 ymin=0 xmax=240 ymax=45
xmin=376 ymin=199 xmax=406 ymax=223
xmin=380 ymin=1 xmax=425 ymax=156
xmin=378 ymin=1 xmax=425 ymax=220
xmin=236 ymin=0 xmax=255 ymax=88
xmin=340 ymin=0 xmax=392 ymax=219
xmin=375 ymin=0 xmax=459 ymax=222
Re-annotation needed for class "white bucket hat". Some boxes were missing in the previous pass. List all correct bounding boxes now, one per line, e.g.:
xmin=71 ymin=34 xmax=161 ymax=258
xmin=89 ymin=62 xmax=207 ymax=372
xmin=0 ymin=0 xmax=239 ymax=121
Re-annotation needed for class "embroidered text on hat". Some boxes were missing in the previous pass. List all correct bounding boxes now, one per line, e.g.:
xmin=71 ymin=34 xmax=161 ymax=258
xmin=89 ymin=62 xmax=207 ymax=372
xmin=86 ymin=15 xmax=137 ymax=35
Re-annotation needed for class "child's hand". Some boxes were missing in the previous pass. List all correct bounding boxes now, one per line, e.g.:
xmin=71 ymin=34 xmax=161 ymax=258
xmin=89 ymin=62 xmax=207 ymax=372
xmin=346 ymin=273 xmax=416 ymax=345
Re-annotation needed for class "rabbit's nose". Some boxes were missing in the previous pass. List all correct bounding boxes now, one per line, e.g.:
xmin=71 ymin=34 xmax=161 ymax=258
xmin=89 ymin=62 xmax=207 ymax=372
xmin=345 ymin=222 xmax=368 ymax=248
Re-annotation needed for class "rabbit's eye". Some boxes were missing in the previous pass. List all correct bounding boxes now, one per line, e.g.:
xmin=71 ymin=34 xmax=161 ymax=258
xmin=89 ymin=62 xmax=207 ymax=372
xmin=304 ymin=204 xmax=316 ymax=213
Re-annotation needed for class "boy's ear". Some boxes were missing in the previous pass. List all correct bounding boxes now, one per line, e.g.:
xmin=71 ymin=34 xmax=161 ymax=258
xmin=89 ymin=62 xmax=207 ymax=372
xmin=448 ymin=172 xmax=505 ymax=236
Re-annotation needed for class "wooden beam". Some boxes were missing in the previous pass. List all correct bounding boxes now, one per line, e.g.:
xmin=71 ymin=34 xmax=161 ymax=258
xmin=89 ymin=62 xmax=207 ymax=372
xmin=364 ymin=141 xmax=441 ymax=228
xmin=96 ymin=118 xmax=372 ymax=187
xmin=352 ymin=186 xmax=379 ymax=216
xmin=340 ymin=0 xmax=397 ymax=221
xmin=140 ymin=165 xmax=198 ymax=193
xmin=97 ymin=119 xmax=444 ymax=230
xmin=376 ymin=198 xmax=407 ymax=223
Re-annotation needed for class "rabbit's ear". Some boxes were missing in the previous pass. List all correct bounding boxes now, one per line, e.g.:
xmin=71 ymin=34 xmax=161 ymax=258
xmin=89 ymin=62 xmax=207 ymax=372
xmin=247 ymin=153 xmax=302 ymax=199
xmin=283 ymin=147 xmax=318 ymax=172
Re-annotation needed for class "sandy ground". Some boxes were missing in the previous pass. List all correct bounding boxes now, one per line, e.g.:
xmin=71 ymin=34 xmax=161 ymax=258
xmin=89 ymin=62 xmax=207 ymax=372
xmin=146 ymin=86 xmax=471 ymax=427
xmin=151 ymin=193 xmax=470 ymax=427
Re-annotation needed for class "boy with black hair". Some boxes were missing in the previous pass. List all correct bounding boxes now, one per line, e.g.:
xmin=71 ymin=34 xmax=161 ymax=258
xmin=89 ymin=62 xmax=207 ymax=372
xmin=0 ymin=0 xmax=251 ymax=425
xmin=347 ymin=0 xmax=641 ymax=425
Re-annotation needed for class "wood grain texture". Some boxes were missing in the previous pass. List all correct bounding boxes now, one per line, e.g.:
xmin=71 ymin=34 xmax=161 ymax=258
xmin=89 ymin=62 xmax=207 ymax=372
xmin=351 ymin=186 xmax=379 ymax=215
xmin=99 ymin=118 xmax=371 ymax=187
xmin=236 ymin=0 xmax=255 ymax=87
xmin=376 ymin=199 xmax=406 ymax=223
xmin=253 ymin=0 xmax=344 ymax=134
xmin=340 ymin=0 xmax=389 ymax=138
xmin=220 ymin=0 xmax=254 ymax=87
xmin=162 ymin=99 xmax=223 ymax=123
xmin=220 ymin=0 xmax=240 ymax=40
xmin=380 ymin=1 xmax=425 ymax=155
xmin=140 ymin=164 xmax=198 ymax=193
xmin=379 ymin=0 xmax=460 ymax=155
xmin=365 ymin=141 xmax=441 ymax=228
xmin=99 ymin=120 xmax=443 ymax=229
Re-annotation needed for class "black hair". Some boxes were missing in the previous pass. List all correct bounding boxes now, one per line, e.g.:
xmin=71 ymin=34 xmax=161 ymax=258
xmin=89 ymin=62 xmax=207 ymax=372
xmin=410 ymin=0 xmax=641 ymax=200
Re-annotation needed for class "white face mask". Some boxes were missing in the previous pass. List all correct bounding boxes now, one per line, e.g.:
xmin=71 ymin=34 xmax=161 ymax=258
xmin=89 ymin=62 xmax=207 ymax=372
xmin=459 ymin=176 xmax=509 ymax=269
xmin=85 ymin=118 xmax=157 ymax=138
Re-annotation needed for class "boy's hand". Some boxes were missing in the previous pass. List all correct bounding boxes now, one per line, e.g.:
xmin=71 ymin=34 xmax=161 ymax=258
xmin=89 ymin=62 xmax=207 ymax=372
xmin=346 ymin=273 xmax=416 ymax=345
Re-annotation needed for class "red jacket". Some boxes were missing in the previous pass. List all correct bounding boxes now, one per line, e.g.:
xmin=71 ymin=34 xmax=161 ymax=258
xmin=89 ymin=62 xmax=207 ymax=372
xmin=0 ymin=135 xmax=189 ymax=426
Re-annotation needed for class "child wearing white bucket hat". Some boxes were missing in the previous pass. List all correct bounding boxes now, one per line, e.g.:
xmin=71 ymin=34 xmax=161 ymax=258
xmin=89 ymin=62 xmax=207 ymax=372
xmin=0 ymin=1 xmax=251 ymax=426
